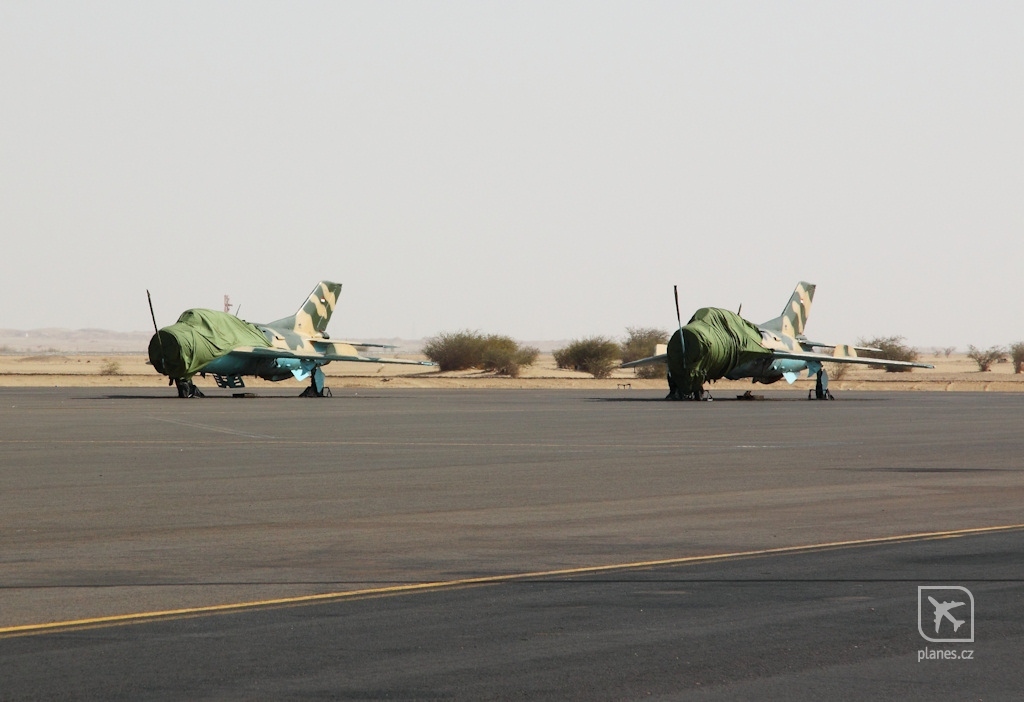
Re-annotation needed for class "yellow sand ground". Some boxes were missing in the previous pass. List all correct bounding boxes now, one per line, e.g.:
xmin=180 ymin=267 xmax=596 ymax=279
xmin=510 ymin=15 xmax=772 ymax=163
xmin=1 ymin=353 xmax=1021 ymax=393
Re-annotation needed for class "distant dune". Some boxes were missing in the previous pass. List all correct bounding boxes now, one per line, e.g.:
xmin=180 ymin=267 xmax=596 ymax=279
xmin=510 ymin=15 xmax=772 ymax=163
xmin=0 ymin=328 xmax=153 ymax=354
xmin=0 ymin=328 xmax=573 ymax=356
xmin=0 ymin=328 xmax=419 ymax=355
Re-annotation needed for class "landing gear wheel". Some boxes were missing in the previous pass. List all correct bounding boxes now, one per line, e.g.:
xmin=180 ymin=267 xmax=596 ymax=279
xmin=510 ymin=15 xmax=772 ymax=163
xmin=666 ymin=388 xmax=712 ymax=401
xmin=174 ymin=379 xmax=205 ymax=398
xmin=665 ymin=372 xmax=712 ymax=401
xmin=810 ymin=368 xmax=834 ymax=400
xmin=299 ymin=385 xmax=332 ymax=398
xmin=665 ymin=371 xmax=681 ymax=400
xmin=299 ymin=368 xmax=331 ymax=398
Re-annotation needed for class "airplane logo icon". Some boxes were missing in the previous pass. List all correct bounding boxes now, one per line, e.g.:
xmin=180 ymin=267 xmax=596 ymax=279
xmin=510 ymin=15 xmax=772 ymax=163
xmin=918 ymin=586 xmax=974 ymax=643
xmin=928 ymin=596 xmax=966 ymax=633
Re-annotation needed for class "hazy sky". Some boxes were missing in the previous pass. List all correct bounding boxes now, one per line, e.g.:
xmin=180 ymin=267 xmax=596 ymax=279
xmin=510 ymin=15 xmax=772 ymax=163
xmin=2 ymin=2 xmax=1021 ymax=347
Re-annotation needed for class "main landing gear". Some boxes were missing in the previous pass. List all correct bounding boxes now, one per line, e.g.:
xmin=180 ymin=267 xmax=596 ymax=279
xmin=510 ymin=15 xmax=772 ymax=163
xmin=809 ymin=368 xmax=834 ymax=400
xmin=173 ymin=378 xmax=205 ymax=398
xmin=665 ymin=371 xmax=713 ymax=401
xmin=299 ymin=367 xmax=332 ymax=398
xmin=666 ymin=389 xmax=713 ymax=401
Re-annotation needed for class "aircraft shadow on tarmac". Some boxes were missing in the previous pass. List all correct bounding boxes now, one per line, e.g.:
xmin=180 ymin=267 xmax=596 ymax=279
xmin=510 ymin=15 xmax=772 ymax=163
xmin=90 ymin=391 xmax=889 ymax=403
xmin=586 ymin=394 xmax=887 ymax=403
xmin=91 ymin=393 xmax=393 ymax=401
xmin=863 ymin=466 xmax=1015 ymax=473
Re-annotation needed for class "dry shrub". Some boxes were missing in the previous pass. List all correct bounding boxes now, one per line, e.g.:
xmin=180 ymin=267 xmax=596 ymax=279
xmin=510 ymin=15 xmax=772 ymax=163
xmin=99 ymin=359 xmax=122 ymax=376
xmin=1011 ymin=342 xmax=1024 ymax=374
xmin=967 ymin=345 xmax=1006 ymax=372
xmin=621 ymin=327 xmax=668 ymax=379
xmin=480 ymin=335 xmax=539 ymax=378
xmin=824 ymin=362 xmax=852 ymax=381
xmin=858 ymin=336 xmax=920 ymax=373
xmin=554 ymin=337 xmax=621 ymax=379
xmin=633 ymin=363 xmax=667 ymax=380
xmin=422 ymin=330 xmax=538 ymax=376
xmin=422 ymin=330 xmax=485 ymax=371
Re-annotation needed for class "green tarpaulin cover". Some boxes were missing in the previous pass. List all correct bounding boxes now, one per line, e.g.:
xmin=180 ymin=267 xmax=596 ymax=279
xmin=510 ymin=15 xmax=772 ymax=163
xmin=148 ymin=309 xmax=271 ymax=378
xmin=667 ymin=307 xmax=770 ymax=395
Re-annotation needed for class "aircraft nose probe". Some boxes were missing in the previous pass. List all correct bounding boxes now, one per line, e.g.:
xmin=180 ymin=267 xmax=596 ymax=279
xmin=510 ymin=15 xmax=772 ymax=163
xmin=666 ymin=285 xmax=695 ymax=400
xmin=673 ymin=285 xmax=685 ymax=358
xmin=147 ymin=289 xmax=164 ymax=374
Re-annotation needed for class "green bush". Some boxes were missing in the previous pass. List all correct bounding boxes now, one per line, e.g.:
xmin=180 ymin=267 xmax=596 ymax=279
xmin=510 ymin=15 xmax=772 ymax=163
xmin=553 ymin=336 xmax=621 ymax=379
xmin=1010 ymin=342 xmax=1024 ymax=374
xmin=422 ymin=330 xmax=485 ymax=371
xmin=858 ymin=335 xmax=920 ymax=373
xmin=479 ymin=335 xmax=539 ymax=378
xmin=621 ymin=327 xmax=668 ymax=379
xmin=966 ymin=345 xmax=1006 ymax=372
xmin=633 ymin=365 xmax=666 ymax=380
xmin=422 ymin=330 xmax=538 ymax=376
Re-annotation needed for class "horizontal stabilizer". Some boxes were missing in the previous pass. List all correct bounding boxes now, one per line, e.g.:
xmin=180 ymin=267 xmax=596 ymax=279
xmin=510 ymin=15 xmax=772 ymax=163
xmin=621 ymin=353 xmax=668 ymax=369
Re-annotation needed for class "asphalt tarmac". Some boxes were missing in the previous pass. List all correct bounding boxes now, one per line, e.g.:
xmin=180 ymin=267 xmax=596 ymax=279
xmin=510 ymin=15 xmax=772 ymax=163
xmin=2 ymin=387 xmax=1022 ymax=699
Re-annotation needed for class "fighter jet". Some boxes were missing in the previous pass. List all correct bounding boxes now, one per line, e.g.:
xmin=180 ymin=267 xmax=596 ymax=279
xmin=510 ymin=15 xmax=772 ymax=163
xmin=622 ymin=282 xmax=934 ymax=400
xmin=927 ymin=596 xmax=966 ymax=634
xmin=148 ymin=281 xmax=434 ymax=397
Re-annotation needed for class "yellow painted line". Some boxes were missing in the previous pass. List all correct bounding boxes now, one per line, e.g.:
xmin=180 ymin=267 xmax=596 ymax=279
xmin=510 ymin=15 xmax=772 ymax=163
xmin=3 ymin=523 xmax=1022 ymax=638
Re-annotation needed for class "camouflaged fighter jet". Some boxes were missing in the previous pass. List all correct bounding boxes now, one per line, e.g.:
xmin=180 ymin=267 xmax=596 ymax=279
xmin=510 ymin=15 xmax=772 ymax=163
xmin=622 ymin=282 xmax=934 ymax=400
xmin=147 ymin=281 xmax=434 ymax=397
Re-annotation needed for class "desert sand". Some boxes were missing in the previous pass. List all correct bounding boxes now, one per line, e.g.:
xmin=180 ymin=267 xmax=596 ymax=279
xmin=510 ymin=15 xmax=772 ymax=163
xmin=1 ymin=351 xmax=1022 ymax=393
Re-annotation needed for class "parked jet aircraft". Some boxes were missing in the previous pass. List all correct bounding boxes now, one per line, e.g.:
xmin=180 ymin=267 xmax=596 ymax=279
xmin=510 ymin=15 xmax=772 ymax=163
xmin=148 ymin=281 xmax=434 ymax=397
xmin=622 ymin=281 xmax=933 ymax=400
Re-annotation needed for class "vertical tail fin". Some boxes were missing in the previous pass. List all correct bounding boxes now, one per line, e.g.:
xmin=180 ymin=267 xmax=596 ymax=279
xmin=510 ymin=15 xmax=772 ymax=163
xmin=266 ymin=281 xmax=343 ymax=335
xmin=760 ymin=281 xmax=815 ymax=337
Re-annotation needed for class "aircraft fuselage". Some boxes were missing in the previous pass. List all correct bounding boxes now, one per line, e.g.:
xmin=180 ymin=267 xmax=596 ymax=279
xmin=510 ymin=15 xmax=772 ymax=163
xmin=666 ymin=307 xmax=828 ymax=396
xmin=196 ymin=323 xmax=368 ymax=383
